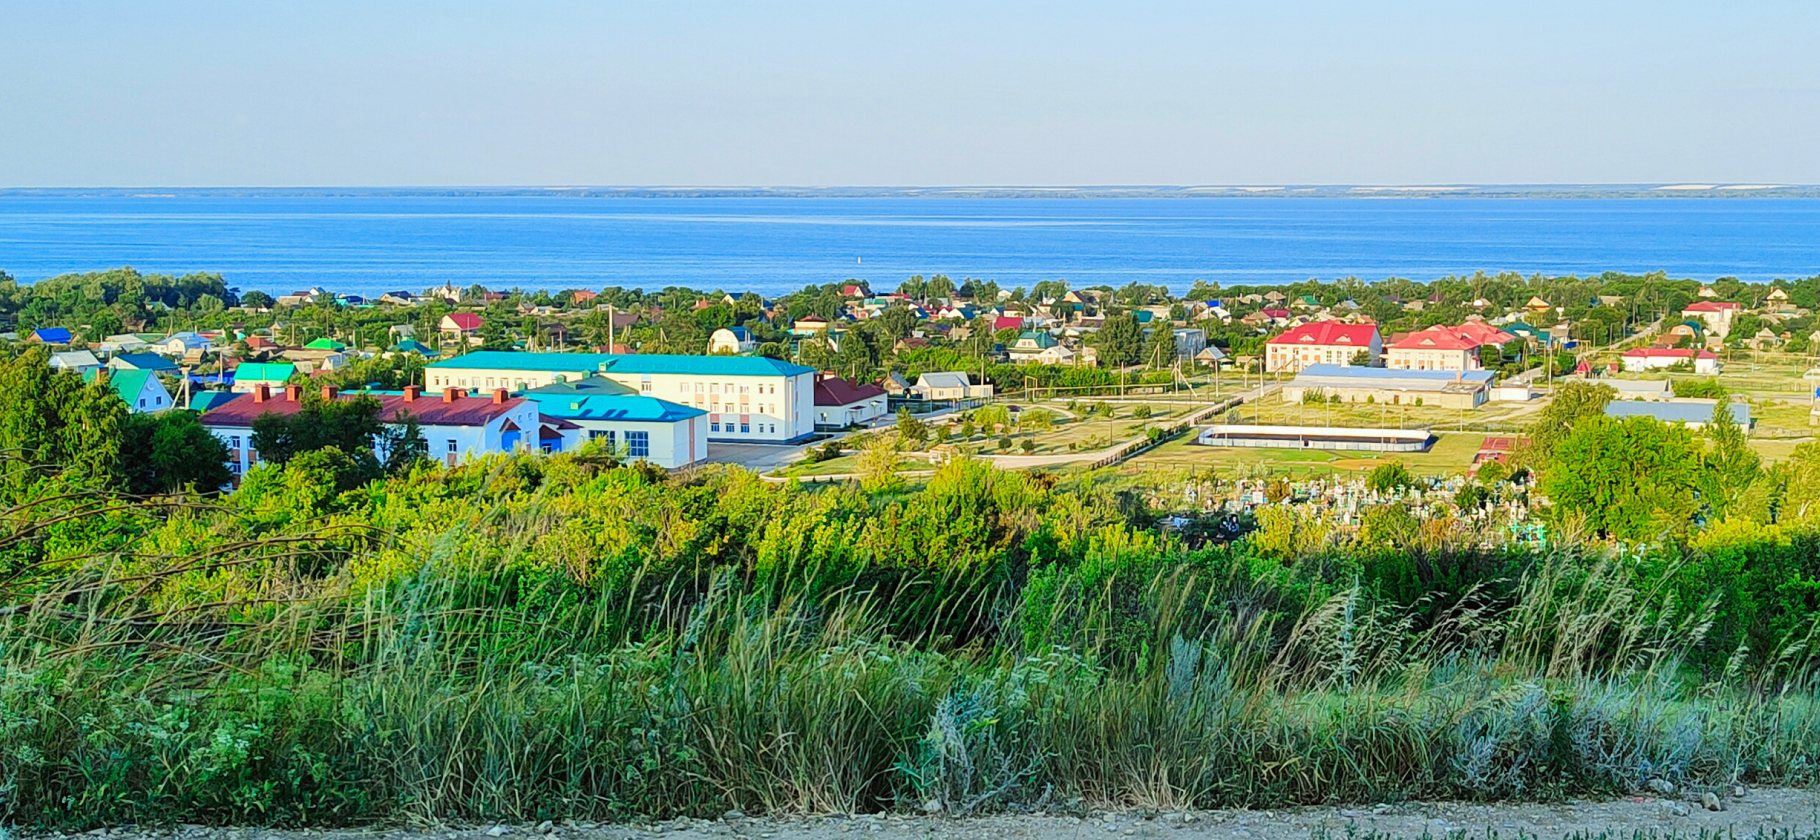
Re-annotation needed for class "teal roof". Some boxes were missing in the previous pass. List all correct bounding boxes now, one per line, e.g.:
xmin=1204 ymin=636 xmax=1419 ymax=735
xmin=188 ymin=391 xmax=238 ymax=412
xmin=234 ymin=362 xmax=295 ymax=383
xmin=524 ymin=375 xmax=639 ymax=397
xmin=389 ymin=339 xmax=438 ymax=356
xmin=427 ymin=350 xmax=814 ymax=377
xmin=304 ymin=338 xmax=346 ymax=351
xmin=522 ymin=392 xmax=705 ymax=423
xmin=1015 ymin=331 xmax=1058 ymax=348
xmin=84 ymin=368 xmax=158 ymax=402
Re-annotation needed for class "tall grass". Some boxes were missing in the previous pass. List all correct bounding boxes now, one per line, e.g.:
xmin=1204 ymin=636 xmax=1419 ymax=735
xmin=2 ymin=482 xmax=1819 ymax=827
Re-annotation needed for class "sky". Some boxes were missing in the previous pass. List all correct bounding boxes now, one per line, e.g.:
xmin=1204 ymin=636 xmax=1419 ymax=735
xmin=2 ymin=1 xmax=1818 ymax=187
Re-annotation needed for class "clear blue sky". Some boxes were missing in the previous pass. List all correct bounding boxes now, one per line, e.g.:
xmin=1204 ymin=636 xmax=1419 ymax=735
xmin=2 ymin=1 xmax=1817 ymax=187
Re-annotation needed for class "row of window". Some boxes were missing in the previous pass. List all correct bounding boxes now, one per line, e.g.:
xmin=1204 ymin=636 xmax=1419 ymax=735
xmin=680 ymin=381 xmax=778 ymax=396
xmin=709 ymin=420 xmax=777 ymax=435
xmin=586 ymin=429 xmax=650 ymax=458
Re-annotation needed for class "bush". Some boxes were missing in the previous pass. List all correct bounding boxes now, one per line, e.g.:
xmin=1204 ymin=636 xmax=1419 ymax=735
xmin=1364 ymin=461 xmax=1419 ymax=493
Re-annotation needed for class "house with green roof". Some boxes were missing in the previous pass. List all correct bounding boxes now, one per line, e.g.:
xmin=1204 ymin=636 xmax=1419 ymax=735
xmin=1007 ymin=331 xmax=1076 ymax=365
xmin=304 ymin=337 xmax=347 ymax=352
xmin=426 ymin=351 xmax=818 ymax=442
xmin=84 ymin=368 xmax=175 ymax=413
xmin=231 ymin=362 xmax=296 ymax=393
xmin=387 ymin=338 xmax=438 ymax=357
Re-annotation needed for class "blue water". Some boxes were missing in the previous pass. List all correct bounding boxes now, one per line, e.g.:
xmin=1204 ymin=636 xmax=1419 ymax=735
xmin=1 ymin=191 xmax=1818 ymax=297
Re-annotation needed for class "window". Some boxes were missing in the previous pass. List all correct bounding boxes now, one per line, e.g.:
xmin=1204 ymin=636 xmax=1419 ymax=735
xmin=627 ymin=431 xmax=649 ymax=458
xmin=447 ymin=440 xmax=458 ymax=453
xmin=711 ymin=420 xmax=720 ymax=432
xmin=229 ymin=436 xmax=242 ymax=450
xmin=740 ymin=421 xmax=750 ymax=433
xmin=540 ymin=441 xmax=555 ymax=454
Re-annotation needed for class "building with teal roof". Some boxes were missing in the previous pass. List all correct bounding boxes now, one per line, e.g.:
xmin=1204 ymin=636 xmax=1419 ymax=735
xmin=84 ymin=368 xmax=175 ymax=413
xmin=426 ymin=351 xmax=818 ymax=443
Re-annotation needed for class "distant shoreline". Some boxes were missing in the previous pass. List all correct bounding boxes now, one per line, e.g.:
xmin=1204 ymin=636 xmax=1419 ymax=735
xmin=4 ymin=185 xmax=1820 ymax=200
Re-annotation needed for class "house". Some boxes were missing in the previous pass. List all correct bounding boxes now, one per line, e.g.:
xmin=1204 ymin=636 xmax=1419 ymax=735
xmin=571 ymin=289 xmax=599 ymax=305
xmin=155 ymin=332 xmax=211 ymax=356
xmin=882 ymin=372 xmax=914 ymax=396
xmin=1621 ymin=347 xmax=1721 ymax=375
xmin=1194 ymin=346 xmax=1227 ymax=367
xmin=913 ymin=372 xmax=993 ymax=402
xmin=440 ymin=313 xmax=485 ymax=343
xmin=231 ymin=362 xmax=297 ymax=393
xmin=1386 ymin=323 xmax=1515 ymax=372
xmin=49 ymin=350 xmax=102 ymax=373
xmin=26 ymin=327 xmax=72 ymax=345
xmin=1525 ymin=296 xmax=1553 ymax=315
xmin=379 ymin=291 xmax=417 ymax=305
xmin=303 ymin=338 xmax=347 ymax=352
xmin=707 ymin=326 xmax=758 ymax=355
xmin=790 ymin=315 xmax=831 ymax=336
xmin=1007 ymin=331 xmax=1075 ymax=365
xmin=1172 ymin=328 xmax=1207 ymax=360
xmin=387 ymin=339 xmax=438 ymax=357
xmin=812 ymin=375 xmax=889 ymax=429
xmin=98 ymin=334 xmax=153 ymax=354
xmin=200 ymin=384 xmax=543 ymax=477
xmin=85 ymin=368 xmax=174 ymax=413
xmin=1604 ymin=400 xmax=1751 ymax=431
xmin=1281 ymin=364 xmax=1495 ymax=410
xmin=1264 ymin=323 xmax=1382 ymax=372
xmin=425 ymin=351 xmax=819 ymax=443
xmin=519 ymin=378 xmax=708 ymax=468
xmin=991 ymin=315 xmax=1025 ymax=333
xmin=1681 ymin=301 xmax=1743 ymax=339
xmin=108 ymin=352 xmax=181 ymax=375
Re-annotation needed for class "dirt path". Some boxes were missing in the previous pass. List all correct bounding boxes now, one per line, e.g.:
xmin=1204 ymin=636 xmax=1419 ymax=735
xmin=34 ymin=788 xmax=1820 ymax=840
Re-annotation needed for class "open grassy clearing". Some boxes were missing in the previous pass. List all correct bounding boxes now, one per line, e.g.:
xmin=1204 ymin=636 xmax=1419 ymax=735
xmin=1233 ymin=394 xmax=1538 ymax=432
xmin=1110 ymin=430 xmax=1489 ymax=478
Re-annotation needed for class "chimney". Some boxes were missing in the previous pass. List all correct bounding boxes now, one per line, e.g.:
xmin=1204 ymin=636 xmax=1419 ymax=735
xmin=443 ymin=387 xmax=464 ymax=403
xmin=321 ymin=385 xmax=339 ymax=401
xmin=284 ymin=384 xmax=302 ymax=402
xmin=253 ymin=384 xmax=270 ymax=403
xmin=493 ymin=387 xmax=508 ymax=405
xmin=403 ymin=385 xmax=421 ymax=402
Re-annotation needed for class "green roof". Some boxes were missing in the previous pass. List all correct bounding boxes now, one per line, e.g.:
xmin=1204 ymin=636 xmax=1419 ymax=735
xmin=389 ymin=339 xmax=437 ymax=356
xmin=427 ymin=350 xmax=814 ymax=377
xmin=524 ymin=375 xmax=639 ymax=397
xmin=304 ymin=338 xmax=346 ymax=351
xmin=234 ymin=362 xmax=296 ymax=383
xmin=83 ymin=369 xmax=155 ymax=403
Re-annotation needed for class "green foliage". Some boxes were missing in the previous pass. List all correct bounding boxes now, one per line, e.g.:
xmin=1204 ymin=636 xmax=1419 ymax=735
xmin=1673 ymin=378 xmax=1728 ymax=400
xmin=250 ymin=395 xmax=386 ymax=480
xmin=1364 ymin=461 xmax=1418 ymax=494
xmin=119 ymin=410 xmax=232 ymax=494
xmin=1094 ymin=312 xmax=1143 ymax=367
xmin=895 ymin=409 xmax=929 ymax=448
xmin=1539 ymin=415 xmax=1703 ymax=540
xmin=1524 ymin=380 xmax=1615 ymax=467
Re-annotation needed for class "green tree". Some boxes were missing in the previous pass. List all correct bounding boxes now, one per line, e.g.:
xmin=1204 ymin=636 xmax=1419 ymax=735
xmin=1096 ymin=313 xmax=1143 ymax=367
xmin=1701 ymin=402 xmax=1761 ymax=521
xmin=1524 ymin=380 xmax=1615 ymax=466
xmin=1142 ymin=324 xmax=1178 ymax=369
xmin=1539 ymin=414 xmax=1703 ymax=540
xmin=896 ymin=409 xmax=929 ymax=448
xmin=118 ymin=411 xmax=232 ymax=494
xmin=250 ymin=396 xmax=385 ymax=475
xmin=379 ymin=412 xmax=430 ymax=475
xmin=1365 ymin=461 xmax=1418 ymax=493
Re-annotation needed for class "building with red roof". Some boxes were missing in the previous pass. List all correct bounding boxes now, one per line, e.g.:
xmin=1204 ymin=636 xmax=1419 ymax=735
xmin=1621 ymin=347 xmax=1722 ymax=375
xmin=812 ymin=374 xmax=889 ymax=429
xmin=1386 ymin=323 xmax=1517 ymax=372
xmin=439 ymin=312 xmax=484 ymax=345
xmin=1681 ymin=301 xmax=1743 ymax=338
xmin=1264 ymin=322 xmax=1381 ymax=372
xmin=199 ymin=383 xmax=542 ymax=478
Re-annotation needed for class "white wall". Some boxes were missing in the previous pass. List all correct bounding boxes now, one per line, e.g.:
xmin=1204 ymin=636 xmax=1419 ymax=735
xmin=428 ymin=364 xmax=814 ymax=442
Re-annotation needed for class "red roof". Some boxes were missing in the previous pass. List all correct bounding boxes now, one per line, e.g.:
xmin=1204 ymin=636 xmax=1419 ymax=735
xmin=992 ymin=315 xmax=1024 ymax=331
xmin=443 ymin=312 xmax=483 ymax=331
xmin=1623 ymin=347 xmax=1719 ymax=360
xmin=1683 ymin=301 xmax=1742 ymax=313
xmin=199 ymin=389 xmax=526 ymax=428
xmin=1266 ymin=322 xmax=1380 ymax=347
xmin=1391 ymin=323 xmax=1515 ymax=351
xmin=813 ymin=375 xmax=887 ymax=407
xmin=1261 ymin=308 xmax=1291 ymax=319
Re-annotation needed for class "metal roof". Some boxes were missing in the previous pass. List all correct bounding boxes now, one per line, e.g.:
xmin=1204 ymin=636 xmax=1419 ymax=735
xmin=522 ymin=392 xmax=704 ymax=423
xmin=427 ymin=351 xmax=813 ymax=377
xmin=1605 ymin=400 xmax=1751 ymax=426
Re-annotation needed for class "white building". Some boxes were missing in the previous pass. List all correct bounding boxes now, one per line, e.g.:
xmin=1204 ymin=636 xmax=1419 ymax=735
xmin=1264 ymin=323 xmax=1382 ymax=372
xmin=1007 ymin=331 xmax=1075 ymax=365
xmin=707 ymin=326 xmax=758 ymax=355
xmin=155 ymin=332 xmax=212 ymax=356
xmin=1682 ymin=302 xmax=1742 ymax=339
xmin=198 ymin=384 xmax=542 ymax=478
xmin=521 ymin=378 xmax=709 ymax=469
xmin=1621 ymin=347 xmax=1722 ymax=375
xmin=86 ymin=369 xmax=174 ymax=413
xmin=425 ymin=351 xmax=818 ymax=443
xmin=49 ymin=350 xmax=102 ymax=373
xmin=1171 ymin=328 xmax=1207 ymax=360
xmin=914 ymin=372 xmax=994 ymax=401
xmin=812 ymin=375 xmax=889 ymax=429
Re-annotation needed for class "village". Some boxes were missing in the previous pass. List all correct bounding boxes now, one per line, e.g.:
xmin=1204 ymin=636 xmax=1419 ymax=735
xmin=14 ymin=273 xmax=1819 ymax=499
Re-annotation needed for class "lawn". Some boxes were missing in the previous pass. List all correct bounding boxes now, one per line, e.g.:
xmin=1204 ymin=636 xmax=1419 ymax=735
xmin=1233 ymin=392 xmax=1539 ymax=432
xmin=1117 ymin=429 xmax=1489 ymax=478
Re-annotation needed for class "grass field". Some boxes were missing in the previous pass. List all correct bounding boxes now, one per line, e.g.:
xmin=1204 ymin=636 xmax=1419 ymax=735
xmin=1233 ymin=394 xmax=1539 ymax=432
xmin=1116 ymin=430 xmax=1491 ymax=478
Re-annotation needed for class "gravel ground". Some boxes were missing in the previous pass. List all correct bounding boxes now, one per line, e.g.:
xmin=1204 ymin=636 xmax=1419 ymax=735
xmin=21 ymin=788 xmax=1820 ymax=840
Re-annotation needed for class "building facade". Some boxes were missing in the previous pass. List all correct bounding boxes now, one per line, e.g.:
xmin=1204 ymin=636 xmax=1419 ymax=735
xmin=426 ymin=351 xmax=817 ymax=443
xmin=1264 ymin=323 xmax=1382 ymax=372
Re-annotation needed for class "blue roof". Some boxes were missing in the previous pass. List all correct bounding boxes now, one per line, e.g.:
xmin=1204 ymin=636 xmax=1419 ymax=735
xmin=1293 ymin=364 xmax=1495 ymax=384
xmin=110 ymin=352 xmax=179 ymax=372
xmin=1606 ymin=401 xmax=1751 ymax=426
xmin=427 ymin=350 xmax=813 ymax=377
xmin=30 ymin=327 xmax=72 ymax=343
xmin=522 ymin=392 xmax=705 ymax=423
xmin=188 ymin=391 xmax=239 ymax=412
